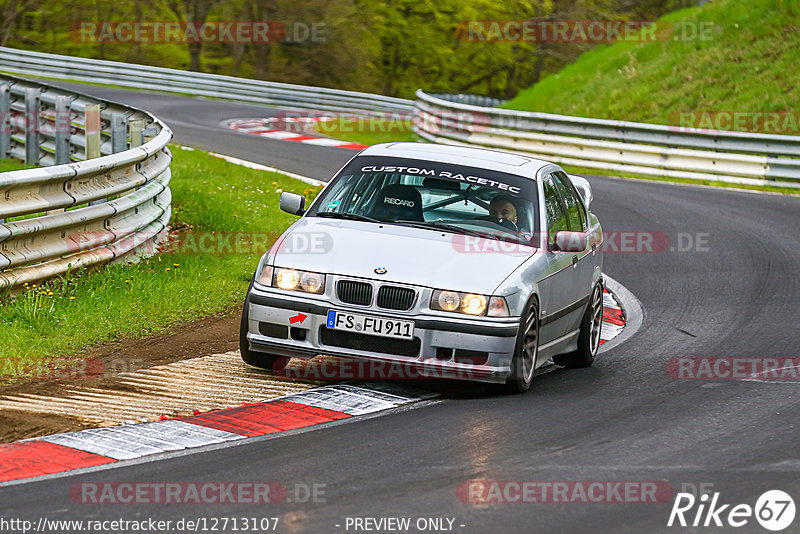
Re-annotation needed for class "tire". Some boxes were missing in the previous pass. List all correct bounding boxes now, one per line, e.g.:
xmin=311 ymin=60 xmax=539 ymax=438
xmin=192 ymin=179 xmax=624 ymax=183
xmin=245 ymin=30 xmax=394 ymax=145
xmin=239 ymin=293 xmax=282 ymax=371
xmin=495 ymin=297 xmax=539 ymax=394
xmin=553 ymin=282 xmax=603 ymax=368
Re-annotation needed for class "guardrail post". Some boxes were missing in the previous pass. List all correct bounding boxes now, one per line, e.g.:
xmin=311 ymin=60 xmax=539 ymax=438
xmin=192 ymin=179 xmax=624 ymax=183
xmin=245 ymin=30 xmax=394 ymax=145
xmin=111 ymin=113 xmax=126 ymax=153
xmin=126 ymin=118 xmax=146 ymax=193
xmin=85 ymin=103 xmax=105 ymax=205
xmin=54 ymin=95 xmax=71 ymax=165
xmin=24 ymin=87 xmax=40 ymax=165
xmin=0 ymin=83 xmax=9 ymax=159
xmin=129 ymin=119 xmax=144 ymax=148
xmin=85 ymin=104 xmax=101 ymax=160
xmin=116 ymin=115 xmax=140 ymax=198
xmin=142 ymin=123 xmax=158 ymax=144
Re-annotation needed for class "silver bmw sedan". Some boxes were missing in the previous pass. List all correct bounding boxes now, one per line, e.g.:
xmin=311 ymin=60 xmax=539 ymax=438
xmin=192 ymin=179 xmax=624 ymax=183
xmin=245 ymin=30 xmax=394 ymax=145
xmin=241 ymin=142 xmax=603 ymax=393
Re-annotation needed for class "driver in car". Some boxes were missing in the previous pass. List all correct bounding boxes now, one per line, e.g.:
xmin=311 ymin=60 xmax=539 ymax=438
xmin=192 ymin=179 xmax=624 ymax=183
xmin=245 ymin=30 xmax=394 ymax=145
xmin=489 ymin=194 xmax=518 ymax=229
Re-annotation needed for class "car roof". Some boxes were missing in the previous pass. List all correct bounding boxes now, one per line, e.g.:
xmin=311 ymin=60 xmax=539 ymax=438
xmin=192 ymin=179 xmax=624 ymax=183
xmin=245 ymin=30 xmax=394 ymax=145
xmin=358 ymin=142 xmax=552 ymax=178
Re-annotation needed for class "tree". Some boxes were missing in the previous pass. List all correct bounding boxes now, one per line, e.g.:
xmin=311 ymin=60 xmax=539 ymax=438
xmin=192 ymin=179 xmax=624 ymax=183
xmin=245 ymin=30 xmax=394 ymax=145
xmin=0 ymin=0 xmax=39 ymax=47
xmin=0 ymin=0 xmax=698 ymax=98
xmin=365 ymin=0 xmax=552 ymax=98
xmin=167 ymin=0 xmax=222 ymax=71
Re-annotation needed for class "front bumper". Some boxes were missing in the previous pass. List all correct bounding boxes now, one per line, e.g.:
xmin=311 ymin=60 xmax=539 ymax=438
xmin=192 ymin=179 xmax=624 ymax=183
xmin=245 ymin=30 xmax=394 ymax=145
xmin=245 ymin=287 xmax=520 ymax=384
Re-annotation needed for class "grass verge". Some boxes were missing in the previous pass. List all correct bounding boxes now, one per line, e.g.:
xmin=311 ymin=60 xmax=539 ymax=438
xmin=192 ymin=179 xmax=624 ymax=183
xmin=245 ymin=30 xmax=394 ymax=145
xmin=0 ymin=145 xmax=321 ymax=381
xmin=0 ymin=159 xmax=31 ymax=173
xmin=503 ymin=0 xmax=800 ymax=126
xmin=313 ymin=116 xmax=418 ymax=146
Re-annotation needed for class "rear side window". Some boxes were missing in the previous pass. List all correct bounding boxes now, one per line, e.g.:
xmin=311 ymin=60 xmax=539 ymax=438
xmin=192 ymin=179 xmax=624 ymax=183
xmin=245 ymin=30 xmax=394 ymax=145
xmin=542 ymin=175 xmax=568 ymax=247
xmin=553 ymin=171 xmax=586 ymax=232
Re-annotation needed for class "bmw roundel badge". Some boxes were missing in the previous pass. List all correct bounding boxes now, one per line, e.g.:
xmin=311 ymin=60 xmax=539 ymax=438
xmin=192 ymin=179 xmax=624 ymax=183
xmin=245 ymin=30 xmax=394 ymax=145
xmin=374 ymin=267 xmax=387 ymax=275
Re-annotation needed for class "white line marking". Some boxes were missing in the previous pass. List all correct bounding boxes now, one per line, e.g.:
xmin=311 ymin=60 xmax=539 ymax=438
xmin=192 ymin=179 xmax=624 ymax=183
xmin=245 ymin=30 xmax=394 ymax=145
xmin=258 ymin=130 xmax=304 ymax=140
xmin=300 ymin=137 xmax=356 ymax=147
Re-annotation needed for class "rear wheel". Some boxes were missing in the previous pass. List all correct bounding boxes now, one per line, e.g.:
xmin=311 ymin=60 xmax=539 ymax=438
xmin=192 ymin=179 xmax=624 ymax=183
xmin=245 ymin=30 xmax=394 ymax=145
xmin=239 ymin=295 xmax=282 ymax=370
xmin=553 ymin=283 xmax=603 ymax=368
xmin=496 ymin=298 xmax=539 ymax=394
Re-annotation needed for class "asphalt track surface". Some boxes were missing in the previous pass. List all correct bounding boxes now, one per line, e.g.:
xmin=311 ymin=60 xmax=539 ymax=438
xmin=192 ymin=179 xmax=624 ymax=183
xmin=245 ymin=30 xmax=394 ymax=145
xmin=2 ymin=83 xmax=800 ymax=533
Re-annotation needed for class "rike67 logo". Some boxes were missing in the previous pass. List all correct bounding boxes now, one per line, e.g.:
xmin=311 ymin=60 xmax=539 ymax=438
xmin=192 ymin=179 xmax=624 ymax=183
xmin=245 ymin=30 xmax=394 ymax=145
xmin=668 ymin=490 xmax=795 ymax=531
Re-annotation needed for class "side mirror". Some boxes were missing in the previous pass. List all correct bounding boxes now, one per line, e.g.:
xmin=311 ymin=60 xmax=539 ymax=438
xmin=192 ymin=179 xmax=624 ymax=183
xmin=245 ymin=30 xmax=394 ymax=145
xmin=554 ymin=231 xmax=587 ymax=253
xmin=568 ymin=174 xmax=592 ymax=210
xmin=280 ymin=192 xmax=306 ymax=215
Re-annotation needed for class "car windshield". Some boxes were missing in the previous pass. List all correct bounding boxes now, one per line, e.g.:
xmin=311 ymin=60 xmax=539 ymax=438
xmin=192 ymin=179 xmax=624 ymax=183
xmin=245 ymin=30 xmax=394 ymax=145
xmin=307 ymin=156 xmax=539 ymax=245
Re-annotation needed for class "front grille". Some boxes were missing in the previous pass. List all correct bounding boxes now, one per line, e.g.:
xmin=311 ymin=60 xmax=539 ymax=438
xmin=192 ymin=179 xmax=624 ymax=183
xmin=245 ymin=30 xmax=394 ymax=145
xmin=377 ymin=285 xmax=416 ymax=311
xmin=319 ymin=327 xmax=421 ymax=357
xmin=337 ymin=280 xmax=373 ymax=306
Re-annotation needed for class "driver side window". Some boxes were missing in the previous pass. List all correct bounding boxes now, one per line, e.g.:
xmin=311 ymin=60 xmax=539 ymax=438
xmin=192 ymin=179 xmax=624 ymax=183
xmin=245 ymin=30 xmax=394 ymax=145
xmin=553 ymin=171 xmax=586 ymax=232
xmin=543 ymin=175 xmax=568 ymax=248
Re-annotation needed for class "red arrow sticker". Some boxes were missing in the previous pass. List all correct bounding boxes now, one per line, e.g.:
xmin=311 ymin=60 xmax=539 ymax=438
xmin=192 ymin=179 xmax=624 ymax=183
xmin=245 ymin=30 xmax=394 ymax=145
xmin=289 ymin=313 xmax=308 ymax=324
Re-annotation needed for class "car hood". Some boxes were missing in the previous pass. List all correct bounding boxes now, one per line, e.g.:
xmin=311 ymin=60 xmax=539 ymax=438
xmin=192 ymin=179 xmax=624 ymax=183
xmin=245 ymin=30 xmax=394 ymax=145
xmin=270 ymin=218 xmax=535 ymax=294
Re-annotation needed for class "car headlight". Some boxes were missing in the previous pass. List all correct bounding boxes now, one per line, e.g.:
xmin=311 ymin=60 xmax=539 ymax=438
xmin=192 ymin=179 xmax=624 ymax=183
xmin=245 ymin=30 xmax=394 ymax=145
xmin=258 ymin=265 xmax=325 ymax=294
xmin=435 ymin=290 xmax=462 ymax=312
xmin=299 ymin=271 xmax=325 ymax=293
xmin=430 ymin=290 xmax=509 ymax=317
xmin=462 ymin=294 xmax=487 ymax=315
xmin=276 ymin=268 xmax=301 ymax=290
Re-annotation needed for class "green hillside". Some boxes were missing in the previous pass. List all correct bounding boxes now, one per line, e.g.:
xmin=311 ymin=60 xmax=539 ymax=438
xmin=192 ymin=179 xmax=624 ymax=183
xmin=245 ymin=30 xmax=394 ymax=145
xmin=505 ymin=0 xmax=800 ymax=132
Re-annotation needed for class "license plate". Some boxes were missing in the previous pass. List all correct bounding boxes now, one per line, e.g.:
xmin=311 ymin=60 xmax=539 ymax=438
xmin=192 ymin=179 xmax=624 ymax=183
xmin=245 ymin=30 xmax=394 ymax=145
xmin=326 ymin=310 xmax=415 ymax=340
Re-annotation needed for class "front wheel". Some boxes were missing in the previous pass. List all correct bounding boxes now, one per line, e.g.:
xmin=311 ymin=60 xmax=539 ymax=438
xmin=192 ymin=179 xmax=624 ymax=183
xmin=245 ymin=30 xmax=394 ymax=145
xmin=496 ymin=298 xmax=539 ymax=394
xmin=553 ymin=283 xmax=603 ymax=368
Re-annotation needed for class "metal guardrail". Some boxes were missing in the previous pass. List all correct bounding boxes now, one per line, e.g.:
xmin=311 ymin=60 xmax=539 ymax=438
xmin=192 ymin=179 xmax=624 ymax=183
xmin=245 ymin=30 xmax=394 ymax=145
xmin=0 ymin=74 xmax=172 ymax=290
xmin=0 ymin=47 xmax=413 ymax=116
xmin=431 ymin=93 xmax=506 ymax=108
xmin=413 ymin=91 xmax=800 ymax=188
